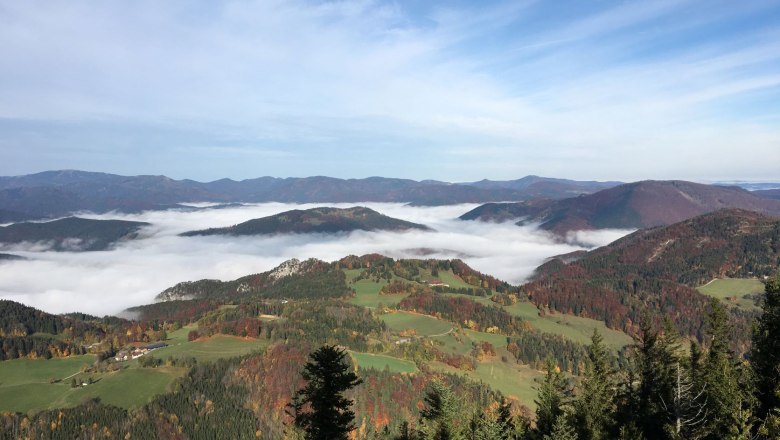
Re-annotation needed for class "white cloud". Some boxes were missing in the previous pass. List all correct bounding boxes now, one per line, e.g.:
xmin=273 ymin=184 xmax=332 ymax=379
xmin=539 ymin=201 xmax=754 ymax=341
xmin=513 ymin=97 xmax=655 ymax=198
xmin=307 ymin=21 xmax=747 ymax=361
xmin=1 ymin=1 xmax=778 ymax=181
xmin=0 ymin=203 xmax=630 ymax=316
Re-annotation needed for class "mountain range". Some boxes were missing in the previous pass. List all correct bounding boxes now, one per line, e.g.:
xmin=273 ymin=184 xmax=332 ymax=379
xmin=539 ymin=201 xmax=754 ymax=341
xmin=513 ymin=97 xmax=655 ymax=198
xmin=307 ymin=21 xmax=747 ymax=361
xmin=0 ymin=170 xmax=619 ymax=220
xmin=461 ymin=180 xmax=780 ymax=233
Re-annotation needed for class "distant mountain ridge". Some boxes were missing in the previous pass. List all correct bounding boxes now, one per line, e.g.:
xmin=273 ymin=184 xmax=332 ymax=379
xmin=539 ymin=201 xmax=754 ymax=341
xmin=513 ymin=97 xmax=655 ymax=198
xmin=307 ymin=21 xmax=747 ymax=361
xmin=461 ymin=180 xmax=780 ymax=233
xmin=0 ymin=217 xmax=149 ymax=251
xmin=180 ymin=206 xmax=430 ymax=237
xmin=0 ymin=170 xmax=619 ymax=220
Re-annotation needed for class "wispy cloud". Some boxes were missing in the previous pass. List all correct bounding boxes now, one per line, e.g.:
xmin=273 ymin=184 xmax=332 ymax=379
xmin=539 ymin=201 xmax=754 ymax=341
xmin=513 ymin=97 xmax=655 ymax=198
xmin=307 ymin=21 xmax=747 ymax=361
xmin=0 ymin=0 xmax=777 ymax=181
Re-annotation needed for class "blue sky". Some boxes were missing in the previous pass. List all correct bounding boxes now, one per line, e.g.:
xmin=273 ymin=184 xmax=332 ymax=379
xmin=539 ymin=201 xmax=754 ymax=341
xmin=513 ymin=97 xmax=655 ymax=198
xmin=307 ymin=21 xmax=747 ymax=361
xmin=0 ymin=0 xmax=778 ymax=182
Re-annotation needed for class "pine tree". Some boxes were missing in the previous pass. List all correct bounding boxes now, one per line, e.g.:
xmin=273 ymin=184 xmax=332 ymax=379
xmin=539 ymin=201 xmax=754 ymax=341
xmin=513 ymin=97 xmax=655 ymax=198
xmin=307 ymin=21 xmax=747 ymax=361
xmin=701 ymin=298 xmax=753 ymax=439
xmin=419 ymin=380 xmax=462 ymax=440
xmin=467 ymin=410 xmax=501 ymax=440
xmin=573 ymin=330 xmax=615 ymax=440
xmin=752 ymin=273 xmax=780 ymax=432
xmin=289 ymin=345 xmax=363 ymax=440
xmin=535 ymin=358 xmax=569 ymax=439
xmin=543 ymin=416 xmax=578 ymax=440
xmin=636 ymin=318 xmax=681 ymax=440
xmin=394 ymin=421 xmax=416 ymax=440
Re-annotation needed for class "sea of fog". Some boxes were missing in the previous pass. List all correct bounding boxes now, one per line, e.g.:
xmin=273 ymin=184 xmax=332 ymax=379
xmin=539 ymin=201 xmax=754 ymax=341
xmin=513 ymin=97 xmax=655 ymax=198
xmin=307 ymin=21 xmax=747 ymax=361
xmin=0 ymin=203 xmax=632 ymax=316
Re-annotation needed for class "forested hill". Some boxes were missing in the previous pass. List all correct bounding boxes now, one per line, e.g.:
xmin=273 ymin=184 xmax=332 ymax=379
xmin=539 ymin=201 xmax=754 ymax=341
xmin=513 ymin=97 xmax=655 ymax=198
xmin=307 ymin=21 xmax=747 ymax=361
xmin=180 ymin=206 xmax=430 ymax=237
xmin=152 ymin=258 xmax=350 ymax=303
xmin=0 ymin=217 xmax=149 ymax=251
xmin=524 ymin=209 xmax=780 ymax=344
xmin=461 ymin=180 xmax=780 ymax=233
xmin=0 ymin=300 xmax=79 ymax=337
xmin=0 ymin=300 xmax=146 ymax=361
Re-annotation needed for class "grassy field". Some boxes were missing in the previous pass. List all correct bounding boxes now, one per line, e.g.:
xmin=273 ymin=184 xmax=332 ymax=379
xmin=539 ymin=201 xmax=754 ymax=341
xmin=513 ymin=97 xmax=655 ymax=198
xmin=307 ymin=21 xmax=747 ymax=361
xmin=0 ymin=355 xmax=185 ymax=413
xmin=505 ymin=301 xmax=633 ymax=349
xmin=380 ymin=311 xmax=452 ymax=336
xmin=344 ymin=269 xmax=410 ymax=308
xmin=349 ymin=351 xmax=418 ymax=374
xmin=439 ymin=293 xmax=632 ymax=350
xmin=435 ymin=270 xmax=474 ymax=289
xmin=152 ymin=334 xmax=269 ymax=363
xmin=0 ymin=331 xmax=269 ymax=413
xmin=0 ymin=355 xmax=94 ymax=387
xmin=697 ymin=278 xmax=764 ymax=311
xmin=428 ymin=358 xmax=542 ymax=407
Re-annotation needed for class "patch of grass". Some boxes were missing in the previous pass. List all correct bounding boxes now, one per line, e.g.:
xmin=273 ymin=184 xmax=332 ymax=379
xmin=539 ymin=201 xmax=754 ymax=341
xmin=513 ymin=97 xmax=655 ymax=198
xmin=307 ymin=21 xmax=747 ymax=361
xmin=428 ymin=358 xmax=542 ymax=408
xmin=151 ymin=334 xmax=269 ymax=363
xmin=435 ymin=270 xmax=474 ymax=289
xmin=438 ymin=292 xmax=632 ymax=350
xmin=0 ymin=355 xmax=183 ymax=412
xmin=349 ymin=351 xmax=417 ymax=374
xmin=59 ymin=367 xmax=185 ymax=410
xmin=0 ymin=355 xmax=94 ymax=387
xmin=498 ymin=301 xmax=632 ymax=350
xmin=697 ymin=278 xmax=764 ymax=311
xmin=432 ymin=332 xmax=474 ymax=356
xmin=166 ymin=324 xmax=197 ymax=344
xmin=380 ymin=311 xmax=452 ymax=337
xmin=345 ymin=269 xmax=409 ymax=308
xmin=0 ymin=334 xmax=268 ymax=413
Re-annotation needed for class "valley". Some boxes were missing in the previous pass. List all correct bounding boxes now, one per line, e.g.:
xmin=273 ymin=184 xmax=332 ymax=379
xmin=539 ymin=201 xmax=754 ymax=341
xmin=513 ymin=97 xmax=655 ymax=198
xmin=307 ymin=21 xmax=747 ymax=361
xmin=0 ymin=174 xmax=779 ymax=439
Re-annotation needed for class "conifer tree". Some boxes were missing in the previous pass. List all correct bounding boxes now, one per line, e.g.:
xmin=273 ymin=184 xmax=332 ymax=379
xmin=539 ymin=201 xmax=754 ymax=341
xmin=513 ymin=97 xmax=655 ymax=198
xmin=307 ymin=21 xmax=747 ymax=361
xmin=289 ymin=345 xmax=363 ymax=440
xmin=535 ymin=358 xmax=569 ymax=438
xmin=752 ymin=273 xmax=780 ymax=438
xmin=701 ymin=298 xmax=753 ymax=439
xmin=636 ymin=318 xmax=680 ymax=440
xmin=543 ymin=416 xmax=578 ymax=440
xmin=573 ymin=330 xmax=615 ymax=440
xmin=467 ymin=410 xmax=502 ymax=440
xmin=419 ymin=380 xmax=462 ymax=440
xmin=394 ymin=421 xmax=417 ymax=440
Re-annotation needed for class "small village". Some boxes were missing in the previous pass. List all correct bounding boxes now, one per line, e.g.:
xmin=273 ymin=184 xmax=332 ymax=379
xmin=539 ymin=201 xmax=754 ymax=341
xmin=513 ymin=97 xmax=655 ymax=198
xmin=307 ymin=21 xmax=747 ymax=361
xmin=113 ymin=341 xmax=168 ymax=362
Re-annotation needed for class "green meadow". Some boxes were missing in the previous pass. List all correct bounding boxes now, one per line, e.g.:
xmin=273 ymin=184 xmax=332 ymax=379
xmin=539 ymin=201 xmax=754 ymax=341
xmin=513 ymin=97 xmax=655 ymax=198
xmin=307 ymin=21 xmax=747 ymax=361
xmin=0 ymin=332 xmax=268 ymax=413
xmin=697 ymin=278 xmax=764 ymax=311
xmin=380 ymin=311 xmax=452 ymax=336
xmin=349 ymin=351 xmax=418 ymax=374
xmin=0 ymin=355 xmax=184 ymax=413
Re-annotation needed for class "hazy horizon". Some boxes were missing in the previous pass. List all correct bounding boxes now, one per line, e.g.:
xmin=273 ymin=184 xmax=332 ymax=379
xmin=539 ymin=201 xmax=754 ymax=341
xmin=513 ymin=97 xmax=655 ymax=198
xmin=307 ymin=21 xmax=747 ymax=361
xmin=2 ymin=168 xmax=779 ymax=186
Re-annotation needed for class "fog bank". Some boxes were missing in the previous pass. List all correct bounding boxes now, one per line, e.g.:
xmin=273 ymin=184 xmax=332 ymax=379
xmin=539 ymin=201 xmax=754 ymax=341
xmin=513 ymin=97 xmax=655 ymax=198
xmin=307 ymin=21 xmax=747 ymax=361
xmin=0 ymin=203 xmax=632 ymax=315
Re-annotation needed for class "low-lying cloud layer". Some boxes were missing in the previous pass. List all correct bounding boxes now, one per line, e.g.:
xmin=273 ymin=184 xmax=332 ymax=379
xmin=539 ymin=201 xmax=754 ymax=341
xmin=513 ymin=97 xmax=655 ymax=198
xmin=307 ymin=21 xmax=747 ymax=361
xmin=0 ymin=203 xmax=632 ymax=316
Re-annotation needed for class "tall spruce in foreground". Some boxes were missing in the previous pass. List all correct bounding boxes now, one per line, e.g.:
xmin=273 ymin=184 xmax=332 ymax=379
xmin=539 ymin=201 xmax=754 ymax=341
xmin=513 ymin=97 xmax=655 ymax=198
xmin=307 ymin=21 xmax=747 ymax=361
xmin=636 ymin=318 xmax=689 ymax=440
xmin=543 ymin=416 xmax=578 ymax=440
xmin=701 ymin=298 xmax=754 ymax=439
xmin=535 ymin=358 xmax=569 ymax=439
xmin=573 ymin=330 xmax=615 ymax=440
xmin=418 ymin=380 xmax=463 ymax=439
xmin=752 ymin=273 xmax=780 ymax=438
xmin=289 ymin=345 xmax=363 ymax=440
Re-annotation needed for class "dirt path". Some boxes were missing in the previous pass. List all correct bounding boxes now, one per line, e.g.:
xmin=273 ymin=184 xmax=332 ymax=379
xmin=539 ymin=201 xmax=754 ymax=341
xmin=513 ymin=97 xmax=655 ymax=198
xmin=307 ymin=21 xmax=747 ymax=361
xmin=428 ymin=327 xmax=454 ymax=338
